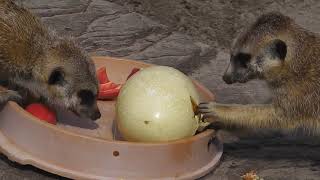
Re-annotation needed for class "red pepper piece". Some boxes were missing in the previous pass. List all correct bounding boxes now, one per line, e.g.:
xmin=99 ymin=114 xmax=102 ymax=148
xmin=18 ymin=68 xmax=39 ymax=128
xmin=97 ymin=67 xmax=109 ymax=84
xmin=100 ymin=82 xmax=119 ymax=91
xmin=96 ymin=67 xmax=140 ymax=100
xmin=98 ymin=85 xmax=122 ymax=100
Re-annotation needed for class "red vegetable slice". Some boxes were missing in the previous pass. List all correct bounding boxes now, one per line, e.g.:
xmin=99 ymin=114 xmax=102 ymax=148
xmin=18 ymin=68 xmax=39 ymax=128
xmin=25 ymin=103 xmax=57 ymax=125
xmin=126 ymin=68 xmax=141 ymax=80
xmin=100 ymin=82 xmax=119 ymax=91
xmin=96 ymin=66 xmax=140 ymax=100
xmin=98 ymin=85 xmax=122 ymax=100
xmin=97 ymin=67 xmax=109 ymax=84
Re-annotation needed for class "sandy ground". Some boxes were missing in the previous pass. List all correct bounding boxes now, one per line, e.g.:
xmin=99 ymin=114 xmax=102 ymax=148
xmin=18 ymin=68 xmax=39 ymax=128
xmin=0 ymin=0 xmax=319 ymax=179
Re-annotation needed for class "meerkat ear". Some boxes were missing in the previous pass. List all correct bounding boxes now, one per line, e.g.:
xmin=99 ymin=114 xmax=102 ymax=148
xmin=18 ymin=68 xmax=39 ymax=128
xmin=48 ymin=67 xmax=65 ymax=85
xmin=271 ymin=39 xmax=287 ymax=61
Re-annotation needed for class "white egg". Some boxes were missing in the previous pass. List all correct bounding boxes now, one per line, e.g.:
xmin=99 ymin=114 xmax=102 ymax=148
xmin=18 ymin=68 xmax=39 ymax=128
xmin=116 ymin=66 xmax=202 ymax=142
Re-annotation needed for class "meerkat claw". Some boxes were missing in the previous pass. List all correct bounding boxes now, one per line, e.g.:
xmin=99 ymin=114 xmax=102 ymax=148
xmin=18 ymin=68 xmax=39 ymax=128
xmin=8 ymin=90 xmax=22 ymax=102
xmin=1 ymin=90 xmax=22 ymax=103
xmin=197 ymin=102 xmax=215 ymax=114
xmin=201 ymin=113 xmax=217 ymax=122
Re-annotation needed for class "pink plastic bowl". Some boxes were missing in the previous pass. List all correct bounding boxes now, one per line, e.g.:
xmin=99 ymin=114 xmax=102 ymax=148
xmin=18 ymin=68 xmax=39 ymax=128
xmin=0 ymin=57 xmax=223 ymax=179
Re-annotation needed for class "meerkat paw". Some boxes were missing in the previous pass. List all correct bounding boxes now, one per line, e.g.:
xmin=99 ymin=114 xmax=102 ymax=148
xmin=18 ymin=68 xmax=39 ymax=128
xmin=197 ymin=101 xmax=217 ymax=120
xmin=0 ymin=90 xmax=22 ymax=105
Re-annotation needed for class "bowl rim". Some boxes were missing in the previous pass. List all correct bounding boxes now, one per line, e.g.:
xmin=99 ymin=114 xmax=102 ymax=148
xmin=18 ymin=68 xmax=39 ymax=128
xmin=6 ymin=56 xmax=216 ymax=146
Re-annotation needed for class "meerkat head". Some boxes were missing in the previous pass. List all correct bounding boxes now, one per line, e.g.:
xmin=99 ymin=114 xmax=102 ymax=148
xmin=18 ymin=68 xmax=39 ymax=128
xmin=34 ymin=38 xmax=101 ymax=120
xmin=223 ymin=12 xmax=293 ymax=84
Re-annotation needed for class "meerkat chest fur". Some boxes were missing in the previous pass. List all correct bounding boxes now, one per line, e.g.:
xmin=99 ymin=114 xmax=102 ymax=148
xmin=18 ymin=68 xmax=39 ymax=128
xmin=271 ymin=34 xmax=320 ymax=120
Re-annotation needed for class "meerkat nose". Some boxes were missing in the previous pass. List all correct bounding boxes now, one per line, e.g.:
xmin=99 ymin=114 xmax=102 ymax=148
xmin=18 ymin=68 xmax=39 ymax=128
xmin=222 ymin=74 xmax=233 ymax=84
xmin=91 ymin=110 xmax=101 ymax=120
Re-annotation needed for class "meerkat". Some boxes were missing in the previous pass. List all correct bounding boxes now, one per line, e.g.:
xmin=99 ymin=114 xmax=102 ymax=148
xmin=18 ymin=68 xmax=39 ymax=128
xmin=197 ymin=12 xmax=320 ymax=135
xmin=0 ymin=0 xmax=101 ymax=120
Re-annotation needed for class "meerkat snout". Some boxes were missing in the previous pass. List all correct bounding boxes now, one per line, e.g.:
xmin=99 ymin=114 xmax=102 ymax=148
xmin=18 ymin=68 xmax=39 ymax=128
xmin=75 ymin=89 xmax=101 ymax=120
xmin=222 ymin=66 xmax=233 ymax=84
xmin=222 ymin=53 xmax=252 ymax=84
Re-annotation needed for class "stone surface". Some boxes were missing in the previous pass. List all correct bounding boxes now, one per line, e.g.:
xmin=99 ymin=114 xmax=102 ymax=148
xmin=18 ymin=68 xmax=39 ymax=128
xmin=0 ymin=0 xmax=319 ymax=179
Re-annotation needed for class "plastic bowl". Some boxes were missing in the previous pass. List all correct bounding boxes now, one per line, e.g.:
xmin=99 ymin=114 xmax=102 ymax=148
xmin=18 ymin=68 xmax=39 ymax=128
xmin=0 ymin=56 xmax=223 ymax=180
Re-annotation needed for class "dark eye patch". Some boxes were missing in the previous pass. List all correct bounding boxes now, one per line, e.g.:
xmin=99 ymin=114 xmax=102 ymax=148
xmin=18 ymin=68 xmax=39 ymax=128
xmin=48 ymin=68 xmax=64 ymax=85
xmin=274 ymin=39 xmax=287 ymax=60
xmin=78 ymin=90 xmax=95 ymax=106
xmin=234 ymin=53 xmax=251 ymax=68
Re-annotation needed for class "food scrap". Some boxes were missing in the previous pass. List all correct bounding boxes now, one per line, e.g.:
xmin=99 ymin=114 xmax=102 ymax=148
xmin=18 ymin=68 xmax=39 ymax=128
xmin=25 ymin=103 xmax=57 ymax=125
xmin=97 ymin=66 xmax=109 ymax=84
xmin=241 ymin=170 xmax=264 ymax=180
xmin=96 ymin=66 xmax=141 ymax=100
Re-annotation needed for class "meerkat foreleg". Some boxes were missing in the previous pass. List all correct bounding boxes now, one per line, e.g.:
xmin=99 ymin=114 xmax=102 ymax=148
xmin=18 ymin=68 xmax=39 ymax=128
xmin=197 ymin=102 xmax=292 ymax=130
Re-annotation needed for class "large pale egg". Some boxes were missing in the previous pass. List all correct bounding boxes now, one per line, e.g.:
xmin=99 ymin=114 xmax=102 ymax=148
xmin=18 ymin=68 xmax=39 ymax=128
xmin=116 ymin=66 xmax=201 ymax=142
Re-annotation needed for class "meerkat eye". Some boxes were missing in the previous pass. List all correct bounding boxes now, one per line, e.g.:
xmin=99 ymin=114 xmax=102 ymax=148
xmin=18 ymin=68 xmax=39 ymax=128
xmin=235 ymin=53 xmax=251 ymax=68
xmin=48 ymin=68 xmax=65 ymax=85
xmin=78 ymin=90 xmax=95 ymax=106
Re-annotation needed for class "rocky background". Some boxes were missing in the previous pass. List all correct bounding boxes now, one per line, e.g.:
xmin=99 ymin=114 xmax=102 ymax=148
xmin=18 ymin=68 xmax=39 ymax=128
xmin=1 ymin=0 xmax=320 ymax=179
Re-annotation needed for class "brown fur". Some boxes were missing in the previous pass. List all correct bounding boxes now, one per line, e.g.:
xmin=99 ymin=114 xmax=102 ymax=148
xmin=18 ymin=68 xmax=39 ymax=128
xmin=198 ymin=12 xmax=320 ymax=135
xmin=0 ymin=0 xmax=101 ymax=120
